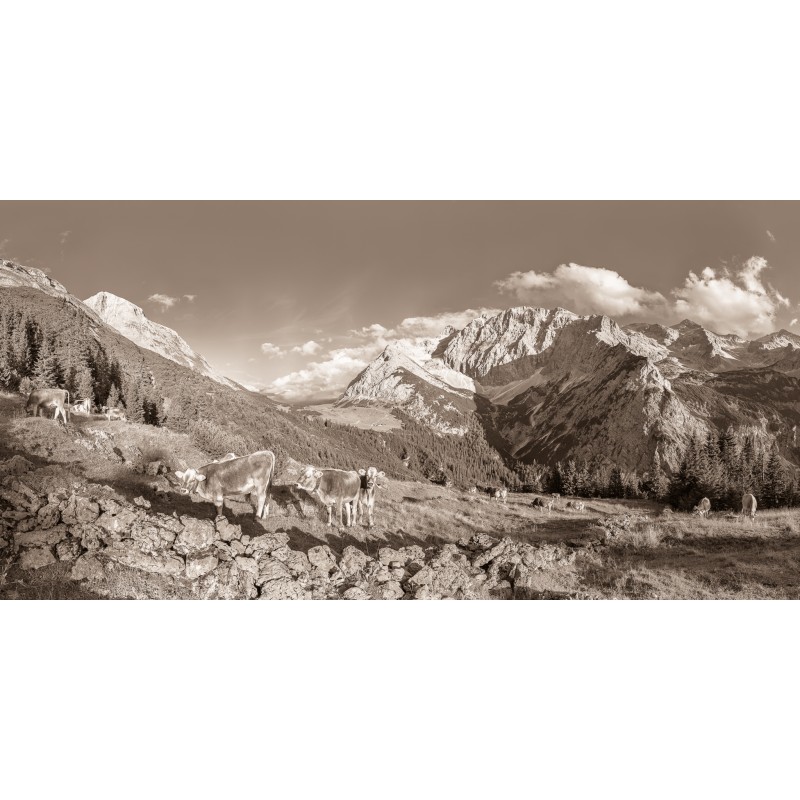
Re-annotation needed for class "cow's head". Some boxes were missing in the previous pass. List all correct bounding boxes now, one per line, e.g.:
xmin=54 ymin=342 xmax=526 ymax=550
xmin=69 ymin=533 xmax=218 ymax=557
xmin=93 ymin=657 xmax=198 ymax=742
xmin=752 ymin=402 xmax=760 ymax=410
xmin=296 ymin=466 xmax=323 ymax=492
xmin=358 ymin=467 xmax=386 ymax=493
xmin=174 ymin=468 xmax=207 ymax=495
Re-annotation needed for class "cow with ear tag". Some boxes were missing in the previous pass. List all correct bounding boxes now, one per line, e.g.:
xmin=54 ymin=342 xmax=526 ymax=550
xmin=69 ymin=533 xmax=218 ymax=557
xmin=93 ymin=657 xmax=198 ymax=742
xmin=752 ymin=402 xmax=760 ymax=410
xmin=357 ymin=466 xmax=386 ymax=528
xmin=174 ymin=450 xmax=275 ymax=519
xmin=295 ymin=465 xmax=361 ymax=527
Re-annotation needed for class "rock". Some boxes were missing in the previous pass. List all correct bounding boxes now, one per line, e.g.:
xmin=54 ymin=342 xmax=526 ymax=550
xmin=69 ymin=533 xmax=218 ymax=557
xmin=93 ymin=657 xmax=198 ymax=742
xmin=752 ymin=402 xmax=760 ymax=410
xmin=234 ymin=555 xmax=259 ymax=575
xmin=342 ymin=587 xmax=370 ymax=600
xmin=14 ymin=525 xmax=69 ymax=549
xmin=378 ymin=547 xmax=406 ymax=566
xmin=339 ymin=546 xmax=370 ymax=581
xmin=174 ymin=517 xmax=216 ymax=554
xmin=256 ymin=558 xmax=292 ymax=586
xmin=61 ymin=496 xmax=101 ymax=525
xmin=145 ymin=460 xmax=162 ymax=477
xmin=230 ymin=539 xmax=246 ymax=556
xmin=19 ymin=546 xmax=56 ymax=570
xmin=214 ymin=516 xmax=242 ymax=542
xmin=133 ymin=496 xmax=151 ymax=509
xmin=35 ymin=503 xmax=61 ymax=529
xmin=281 ymin=549 xmax=311 ymax=578
xmin=186 ymin=553 xmax=219 ymax=580
xmin=307 ymin=545 xmax=337 ymax=573
xmin=80 ymin=525 xmax=104 ymax=552
xmin=214 ymin=562 xmax=258 ymax=599
xmin=95 ymin=507 xmax=141 ymax=536
xmin=103 ymin=542 xmax=185 ymax=575
xmin=259 ymin=577 xmax=311 ymax=600
xmin=247 ymin=531 xmax=289 ymax=555
xmin=71 ymin=554 xmax=105 ymax=582
xmin=55 ymin=537 xmax=82 ymax=562
xmin=370 ymin=580 xmax=404 ymax=600
xmin=241 ymin=534 xmax=251 ymax=545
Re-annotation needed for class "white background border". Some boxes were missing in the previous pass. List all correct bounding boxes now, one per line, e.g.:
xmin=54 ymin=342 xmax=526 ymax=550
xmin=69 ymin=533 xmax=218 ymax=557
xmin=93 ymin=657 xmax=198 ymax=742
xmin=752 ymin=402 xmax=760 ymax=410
xmin=3 ymin=2 xmax=800 ymax=798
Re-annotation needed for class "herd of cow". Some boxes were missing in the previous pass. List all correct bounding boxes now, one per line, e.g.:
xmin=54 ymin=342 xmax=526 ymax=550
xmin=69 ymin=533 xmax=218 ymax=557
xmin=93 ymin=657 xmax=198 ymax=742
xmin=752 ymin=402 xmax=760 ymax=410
xmin=20 ymin=386 xmax=764 ymax=527
xmin=24 ymin=388 xmax=127 ymax=423
xmin=694 ymin=493 xmax=759 ymax=520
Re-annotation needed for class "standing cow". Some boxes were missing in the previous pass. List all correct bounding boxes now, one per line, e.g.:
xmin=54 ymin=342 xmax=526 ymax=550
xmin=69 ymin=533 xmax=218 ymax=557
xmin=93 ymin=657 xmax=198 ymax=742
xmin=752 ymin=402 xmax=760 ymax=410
xmin=25 ymin=388 xmax=70 ymax=424
xmin=693 ymin=497 xmax=711 ymax=518
xmin=296 ymin=465 xmax=361 ymax=527
xmin=492 ymin=487 xmax=508 ymax=504
xmin=175 ymin=450 xmax=275 ymax=519
xmin=741 ymin=493 xmax=757 ymax=521
xmin=357 ymin=466 xmax=386 ymax=528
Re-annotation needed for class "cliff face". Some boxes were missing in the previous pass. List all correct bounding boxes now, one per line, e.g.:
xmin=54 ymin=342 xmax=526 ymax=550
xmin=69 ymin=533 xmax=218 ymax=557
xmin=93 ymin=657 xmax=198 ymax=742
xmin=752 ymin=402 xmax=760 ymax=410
xmin=84 ymin=292 xmax=238 ymax=389
xmin=338 ymin=306 xmax=800 ymax=472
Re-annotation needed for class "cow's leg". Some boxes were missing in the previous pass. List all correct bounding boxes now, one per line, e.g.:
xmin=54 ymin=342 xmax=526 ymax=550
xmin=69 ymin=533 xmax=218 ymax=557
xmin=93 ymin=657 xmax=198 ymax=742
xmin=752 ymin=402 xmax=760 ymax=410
xmin=327 ymin=505 xmax=333 ymax=526
xmin=255 ymin=490 xmax=268 ymax=519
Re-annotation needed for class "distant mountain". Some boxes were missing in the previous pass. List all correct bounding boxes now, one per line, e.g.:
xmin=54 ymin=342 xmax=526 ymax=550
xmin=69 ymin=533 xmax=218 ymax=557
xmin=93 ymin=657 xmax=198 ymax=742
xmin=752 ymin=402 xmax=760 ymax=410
xmin=338 ymin=306 xmax=800 ymax=472
xmin=84 ymin=291 xmax=239 ymax=389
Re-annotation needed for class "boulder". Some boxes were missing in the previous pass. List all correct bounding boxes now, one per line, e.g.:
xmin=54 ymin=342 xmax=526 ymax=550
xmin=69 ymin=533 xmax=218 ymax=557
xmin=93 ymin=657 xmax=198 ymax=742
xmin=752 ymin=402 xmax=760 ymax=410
xmin=14 ymin=525 xmax=69 ymax=549
xmin=174 ymin=517 xmax=216 ymax=554
xmin=61 ymin=496 xmax=101 ymax=525
xmin=133 ymin=496 xmax=151 ymax=509
xmin=248 ymin=531 xmax=289 ymax=555
xmin=55 ymin=537 xmax=82 ymax=562
xmin=214 ymin=562 xmax=258 ymax=599
xmin=103 ymin=542 xmax=185 ymax=575
xmin=256 ymin=558 xmax=292 ymax=586
xmin=307 ymin=545 xmax=338 ymax=573
xmin=214 ymin=516 xmax=242 ymax=542
xmin=339 ymin=546 xmax=370 ymax=581
xmin=19 ymin=546 xmax=56 ymax=570
xmin=259 ymin=577 xmax=311 ymax=600
xmin=234 ymin=555 xmax=259 ymax=575
xmin=145 ymin=460 xmax=162 ymax=477
xmin=369 ymin=581 xmax=404 ymax=600
xmin=342 ymin=587 xmax=370 ymax=600
xmin=186 ymin=553 xmax=219 ymax=580
xmin=35 ymin=503 xmax=61 ymax=529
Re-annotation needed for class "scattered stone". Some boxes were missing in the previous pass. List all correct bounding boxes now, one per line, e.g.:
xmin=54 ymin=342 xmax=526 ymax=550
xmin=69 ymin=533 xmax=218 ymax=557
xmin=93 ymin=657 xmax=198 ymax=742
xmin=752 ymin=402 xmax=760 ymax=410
xmin=133 ymin=496 xmax=151 ymax=509
xmin=342 ymin=587 xmax=370 ymax=600
xmin=55 ymin=537 xmax=82 ymax=562
xmin=174 ymin=517 xmax=216 ymax=554
xmin=71 ymin=554 xmax=105 ymax=582
xmin=186 ymin=553 xmax=219 ymax=580
xmin=14 ymin=525 xmax=69 ymax=549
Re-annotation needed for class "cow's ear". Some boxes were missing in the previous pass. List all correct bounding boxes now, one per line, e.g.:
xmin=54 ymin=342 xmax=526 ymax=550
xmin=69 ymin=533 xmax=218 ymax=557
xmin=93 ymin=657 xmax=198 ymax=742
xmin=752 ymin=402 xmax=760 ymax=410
xmin=378 ymin=471 xmax=386 ymax=478
xmin=358 ymin=468 xmax=366 ymax=475
xmin=175 ymin=471 xmax=184 ymax=480
xmin=195 ymin=473 xmax=207 ymax=483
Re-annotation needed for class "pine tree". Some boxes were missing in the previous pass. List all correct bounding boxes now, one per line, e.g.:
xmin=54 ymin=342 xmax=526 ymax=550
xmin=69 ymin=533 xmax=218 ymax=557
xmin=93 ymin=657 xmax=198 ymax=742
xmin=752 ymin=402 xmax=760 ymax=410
xmin=107 ymin=383 xmax=121 ymax=410
xmin=608 ymin=466 xmax=624 ymax=498
xmin=32 ymin=335 xmax=61 ymax=388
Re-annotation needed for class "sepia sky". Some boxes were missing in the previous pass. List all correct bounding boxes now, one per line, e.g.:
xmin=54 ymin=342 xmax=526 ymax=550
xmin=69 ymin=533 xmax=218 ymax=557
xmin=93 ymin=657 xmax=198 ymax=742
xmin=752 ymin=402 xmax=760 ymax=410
xmin=1 ymin=201 xmax=799 ymax=401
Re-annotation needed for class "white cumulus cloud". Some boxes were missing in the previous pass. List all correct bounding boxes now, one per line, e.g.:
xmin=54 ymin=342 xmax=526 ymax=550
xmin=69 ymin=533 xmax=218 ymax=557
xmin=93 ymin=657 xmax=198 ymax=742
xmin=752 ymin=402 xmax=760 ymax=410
xmin=291 ymin=340 xmax=323 ymax=356
xmin=148 ymin=293 xmax=179 ymax=310
xmin=268 ymin=349 xmax=370 ymax=402
xmin=791 ymin=318 xmax=799 ymax=328
xmin=183 ymin=294 xmax=196 ymax=302
xmin=496 ymin=263 xmax=668 ymax=318
xmin=260 ymin=342 xmax=285 ymax=358
xmin=672 ymin=257 xmax=789 ymax=337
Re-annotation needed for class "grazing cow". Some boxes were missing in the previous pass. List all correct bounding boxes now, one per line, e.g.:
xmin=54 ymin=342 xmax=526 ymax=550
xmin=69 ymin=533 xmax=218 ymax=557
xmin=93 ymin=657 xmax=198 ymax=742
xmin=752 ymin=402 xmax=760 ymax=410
xmin=71 ymin=398 xmax=92 ymax=415
xmin=296 ymin=465 xmax=361 ymax=527
xmin=741 ymin=493 xmax=757 ymax=521
xmin=175 ymin=450 xmax=275 ymax=519
xmin=492 ymin=487 xmax=508 ymax=504
xmin=357 ymin=466 xmax=386 ymax=528
xmin=573 ymin=501 xmax=585 ymax=512
xmin=25 ymin=388 xmax=70 ymax=424
xmin=531 ymin=497 xmax=546 ymax=508
xmin=105 ymin=407 xmax=127 ymax=421
xmin=693 ymin=497 xmax=711 ymax=518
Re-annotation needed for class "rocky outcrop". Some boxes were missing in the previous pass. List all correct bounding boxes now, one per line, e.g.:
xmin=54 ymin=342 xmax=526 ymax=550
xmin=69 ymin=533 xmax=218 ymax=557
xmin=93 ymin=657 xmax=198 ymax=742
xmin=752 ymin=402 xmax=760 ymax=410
xmin=0 ymin=457 xmax=579 ymax=600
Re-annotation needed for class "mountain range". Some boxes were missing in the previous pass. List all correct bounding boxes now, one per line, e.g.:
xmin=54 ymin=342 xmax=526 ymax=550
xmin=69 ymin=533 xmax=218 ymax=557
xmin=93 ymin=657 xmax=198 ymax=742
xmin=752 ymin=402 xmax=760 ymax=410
xmin=338 ymin=306 xmax=800 ymax=472
xmin=4 ymin=257 xmax=800 ymax=476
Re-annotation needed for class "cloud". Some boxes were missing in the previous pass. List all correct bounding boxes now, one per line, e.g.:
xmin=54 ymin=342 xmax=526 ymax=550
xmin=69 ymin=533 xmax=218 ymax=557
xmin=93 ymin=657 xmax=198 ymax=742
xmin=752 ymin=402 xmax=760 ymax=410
xmin=148 ymin=293 xmax=179 ymax=310
xmin=266 ymin=308 xmax=494 ymax=402
xmin=791 ymin=318 xmax=798 ymax=328
xmin=767 ymin=230 xmax=776 ymax=242
xmin=672 ymin=257 xmax=789 ymax=337
xmin=59 ymin=230 xmax=71 ymax=246
xmin=268 ymin=349 xmax=371 ymax=402
xmin=260 ymin=342 xmax=285 ymax=358
xmin=291 ymin=340 xmax=323 ymax=356
xmin=183 ymin=294 xmax=196 ymax=302
xmin=496 ymin=263 xmax=669 ymax=318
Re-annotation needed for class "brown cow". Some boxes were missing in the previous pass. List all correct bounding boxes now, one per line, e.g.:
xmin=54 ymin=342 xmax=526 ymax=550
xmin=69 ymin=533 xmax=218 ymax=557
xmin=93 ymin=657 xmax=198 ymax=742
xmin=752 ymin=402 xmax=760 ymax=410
xmin=741 ymin=493 xmax=757 ymax=521
xmin=357 ymin=466 xmax=386 ymax=528
xmin=296 ymin=466 xmax=361 ymax=527
xmin=25 ymin=388 xmax=70 ymax=424
xmin=175 ymin=450 xmax=275 ymax=519
xmin=693 ymin=497 xmax=711 ymax=518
